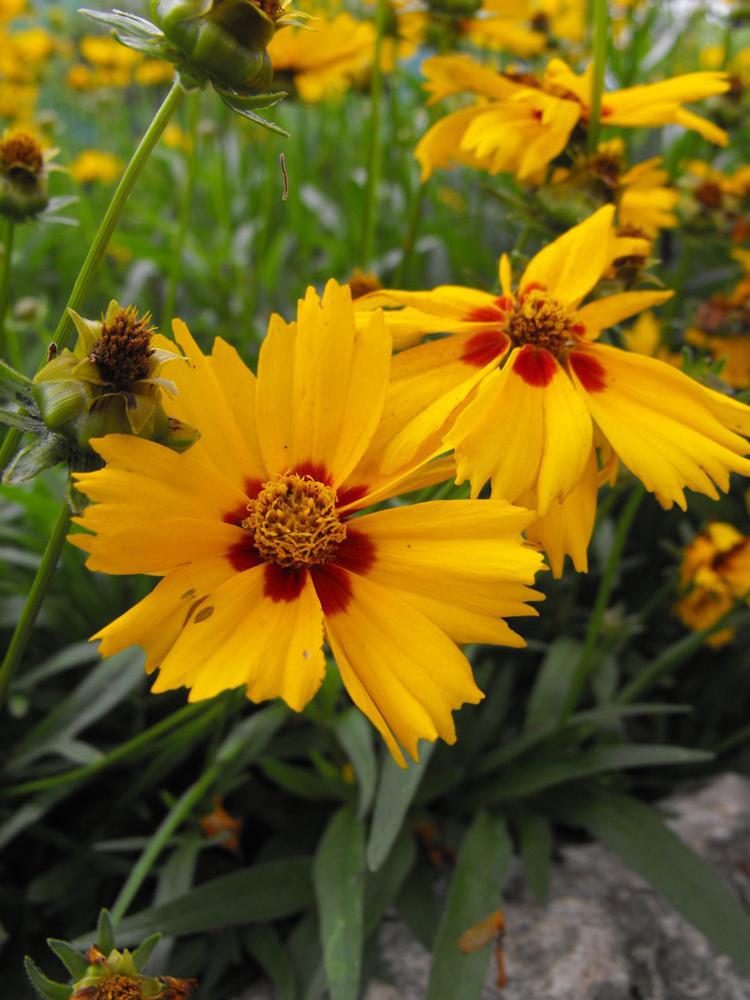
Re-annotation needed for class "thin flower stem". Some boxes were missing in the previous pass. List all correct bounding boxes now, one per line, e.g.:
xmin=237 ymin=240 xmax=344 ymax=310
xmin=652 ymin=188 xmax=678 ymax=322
xmin=0 ymin=504 xmax=71 ymax=707
xmin=586 ymin=0 xmax=609 ymax=153
xmin=394 ymin=181 xmax=426 ymax=286
xmin=360 ymin=0 xmax=387 ymax=268
xmin=561 ymin=482 xmax=645 ymax=718
xmin=0 ymin=218 xmax=15 ymax=353
xmin=0 ymin=80 xmax=185 ymax=474
xmin=161 ymin=94 xmax=200 ymax=331
xmin=618 ymin=588 xmax=750 ymax=705
xmin=109 ymin=700 xmax=244 ymax=925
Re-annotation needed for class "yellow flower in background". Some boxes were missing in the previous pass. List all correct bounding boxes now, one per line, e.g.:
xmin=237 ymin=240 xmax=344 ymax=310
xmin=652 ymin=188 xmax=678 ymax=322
xmin=70 ymin=281 xmax=543 ymax=766
xmin=69 ymin=149 xmax=123 ymax=185
xmin=355 ymin=207 xmax=750 ymax=575
xmin=684 ymin=264 xmax=750 ymax=390
xmin=676 ymin=522 xmax=750 ymax=646
xmin=0 ymin=0 xmax=26 ymax=22
xmin=622 ymin=311 xmax=681 ymax=367
xmin=465 ymin=0 xmax=585 ymax=55
xmin=163 ymin=123 xmax=194 ymax=152
xmin=268 ymin=14 xmax=375 ymax=102
xmin=133 ymin=58 xmax=174 ymax=86
xmin=416 ymin=54 xmax=730 ymax=181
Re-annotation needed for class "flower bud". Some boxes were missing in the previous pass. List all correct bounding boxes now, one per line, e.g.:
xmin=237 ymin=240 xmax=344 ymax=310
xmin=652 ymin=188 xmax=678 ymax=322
xmin=0 ymin=129 xmax=49 ymax=220
xmin=151 ymin=0 xmax=282 ymax=91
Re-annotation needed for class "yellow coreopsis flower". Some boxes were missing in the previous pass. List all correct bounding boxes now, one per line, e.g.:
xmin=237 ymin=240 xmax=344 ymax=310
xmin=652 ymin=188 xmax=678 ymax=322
xmin=683 ymin=266 xmax=750 ymax=390
xmin=416 ymin=54 xmax=730 ymax=181
xmin=355 ymin=207 xmax=750 ymax=575
xmin=70 ymin=281 xmax=543 ymax=765
xmin=267 ymin=14 xmax=374 ymax=102
xmin=676 ymin=522 xmax=750 ymax=647
xmin=69 ymin=149 xmax=123 ymax=185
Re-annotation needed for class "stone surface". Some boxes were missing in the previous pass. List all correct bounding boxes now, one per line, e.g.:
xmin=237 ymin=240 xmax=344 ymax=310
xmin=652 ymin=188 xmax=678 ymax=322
xmin=235 ymin=774 xmax=750 ymax=1000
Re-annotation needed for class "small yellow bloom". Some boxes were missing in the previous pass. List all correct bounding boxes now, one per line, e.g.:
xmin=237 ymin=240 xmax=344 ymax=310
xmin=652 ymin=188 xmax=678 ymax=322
xmin=133 ymin=57 xmax=174 ymax=86
xmin=416 ymin=54 xmax=729 ymax=181
xmin=162 ymin=123 xmax=193 ymax=152
xmin=355 ymin=207 xmax=750 ymax=576
xmin=676 ymin=522 xmax=750 ymax=646
xmin=69 ymin=149 xmax=123 ymax=185
xmin=70 ymin=281 xmax=543 ymax=765
xmin=268 ymin=14 xmax=375 ymax=102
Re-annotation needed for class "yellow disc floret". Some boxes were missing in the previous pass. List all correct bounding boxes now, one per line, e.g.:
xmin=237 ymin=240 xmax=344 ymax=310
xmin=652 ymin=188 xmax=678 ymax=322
xmin=243 ymin=474 xmax=347 ymax=568
xmin=507 ymin=289 xmax=580 ymax=356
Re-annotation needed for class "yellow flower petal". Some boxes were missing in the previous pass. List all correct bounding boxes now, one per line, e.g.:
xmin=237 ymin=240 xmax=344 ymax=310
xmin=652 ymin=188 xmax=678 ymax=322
xmin=576 ymin=290 xmax=674 ymax=340
xmin=255 ymin=281 xmax=391 ymax=487
xmin=324 ymin=570 xmax=484 ymax=765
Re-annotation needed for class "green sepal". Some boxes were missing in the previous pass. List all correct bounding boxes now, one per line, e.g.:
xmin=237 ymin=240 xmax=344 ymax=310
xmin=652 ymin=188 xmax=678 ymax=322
xmin=46 ymin=938 xmax=89 ymax=979
xmin=32 ymin=376 xmax=94 ymax=435
xmin=130 ymin=931 xmax=162 ymax=971
xmin=0 ymin=407 xmax=42 ymax=432
xmin=0 ymin=358 xmax=34 ymax=408
xmin=218 ymin=89 xmax=289 ymax=135
xmin=23 ymin=957 xmax=71 ymax=1000
xmin=3 ymin=433 xmax=72 ymax=484
xmin=96 ymin=909 xmax=116 ymax=955
xmin=78 ymin=8 xmax=174 ymax=57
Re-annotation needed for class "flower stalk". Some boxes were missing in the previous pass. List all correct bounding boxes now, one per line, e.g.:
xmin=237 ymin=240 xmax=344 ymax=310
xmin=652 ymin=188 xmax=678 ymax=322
xmin=360 ymin=0 xmax=387 ymax=268
xmin=587 ymin=0 xmax=609 ymax=153
xmin=0 ymin=217 xmax=14 ymax=353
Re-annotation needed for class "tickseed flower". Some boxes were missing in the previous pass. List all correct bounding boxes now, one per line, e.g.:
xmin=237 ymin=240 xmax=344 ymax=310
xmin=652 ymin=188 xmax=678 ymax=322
xmin=70 ymin=281 xmax=543 ymax=765
xmin=683 ymin=266 xmax=750 ymax=390
xmin=676 ymin=522 xmax=750 ymax=647
xmin=355 ymin=206 xmax=750 ymax=576
xmin=33 ymin=301 xmax=197 ymax=451
xmin=415 ymin=54 xmax=730 ymax=181
xmin=268 ymin=13 xmax=374 ymax=102
xmin=70 ymin=149 xmax=123 ymax=185
xmin=0 ymin=128 xmax=52 ymax=220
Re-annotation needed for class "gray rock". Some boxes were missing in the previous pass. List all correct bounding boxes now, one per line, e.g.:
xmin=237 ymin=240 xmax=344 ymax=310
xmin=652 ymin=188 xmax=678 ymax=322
xmin=235 ymin=774 xmax=750 ymax=1000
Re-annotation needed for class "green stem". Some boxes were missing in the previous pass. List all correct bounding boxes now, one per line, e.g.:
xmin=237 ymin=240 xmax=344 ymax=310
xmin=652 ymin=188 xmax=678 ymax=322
xmin=360 ymin=0 xmax=387 ymax=268
xmin=109 ymin=704 xmax=244 ymax=924
xmin=618 ymin=589 xmax=750 ymax=705
xmin=562 ymin=482 xmax=644 ymax=717
xmin=0 ymin=504 xmax=71 ymax=707
xmin=0 ymin=81 xmax=185 ymax=474
xmin=161 ymin=94 xmax=199 ymax=331
xmin=0 ymin=218 xmax=15 ymax=353
xmin=586 ymin=0 xmax=608 ymax=153
xmin=394 ymin=181 xmax=426 ymax=286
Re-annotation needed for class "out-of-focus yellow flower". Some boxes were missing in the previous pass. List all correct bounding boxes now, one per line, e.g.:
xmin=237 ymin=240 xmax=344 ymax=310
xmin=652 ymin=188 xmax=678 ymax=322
xmin=0 ymin=80 xmax=37 ymax=122
xmin=69 ymin=149 xmax=123 ymax=185
xmin=268 ymin=13 xmax=375 ymax=102
xmin=0 ymin=0 xmax=26 ymax=22
xmin=684 ymin=265 xmax=750 ymax=390
xmin=347 ymin=268 xmax=382 ymax=299
xmin=0 ymin=127 xmax=53 ymax=220
xmin=622 ymin=311 xmax=681 ymax=367
xmin=163 ymin=122 xmax=193 ymax=152
xmin=80 ymin=35 xmax=141 ymax=70
xmin=416 ymin=54 xmax=730 ymax=181
xmin=464 ymin=0 xmax=585 ymax=54
xmin=676 ymin=522 xmax=750 ymax=646
xmin=66 ymin=64 xmax=95 ymax=90
xmin=134 ymin=57 xmax=174 ymax=86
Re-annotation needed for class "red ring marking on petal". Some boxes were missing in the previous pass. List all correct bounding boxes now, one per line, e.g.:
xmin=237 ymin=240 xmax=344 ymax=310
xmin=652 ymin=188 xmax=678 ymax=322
xmin=223 ymin=478 xmax=262 ymax=525
xmin=461 ymin=330 xmax=508 ymax=368
xmin=312 ymin=564 xmax=352 ymax=615
xmin=336 ymin=483 xmax=369 ymax=510
xmin=568 ymin=351 xmax=607 ymax=392
xmin=570 ymin=322 xmax=586 ymax=336
xmin=519 ymin=281 xmax=546 ymax=302
xmin=311 ymin=530 xmax=377 ymax=617
xmin=513 ymin=345 xmax=557 ymax=387
xmin=264 ymin=564 xmax=308 ymax=603
xmin=465 ymin=305 xmax=505 ymax=323
xmin=292 ymin=460 xmax=331 ymax=484
xmin=227 ymin=537 xmax=262 ymax=572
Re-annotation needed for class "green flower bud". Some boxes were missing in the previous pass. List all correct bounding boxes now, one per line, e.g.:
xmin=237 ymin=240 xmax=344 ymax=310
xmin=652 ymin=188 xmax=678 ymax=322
xmin=0 ymin=130 xmax=50 ymax=221
xmin=152 ymin=0 xmax=282 ymax=91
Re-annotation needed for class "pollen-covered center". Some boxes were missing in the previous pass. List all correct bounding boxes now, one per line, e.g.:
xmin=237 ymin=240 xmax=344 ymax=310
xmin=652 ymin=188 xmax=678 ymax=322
xmin=90 ymin=976 xmax=143 ymax=1000
xmin=508 ymin=289 xmax=579 ymax=356
xmin=89 ymin=306 xmax=155 ymax=389
xmin=242 ymin=474 xmax=347 ymax=568
xmin=0 ymin=130 xmax=43 ymax=175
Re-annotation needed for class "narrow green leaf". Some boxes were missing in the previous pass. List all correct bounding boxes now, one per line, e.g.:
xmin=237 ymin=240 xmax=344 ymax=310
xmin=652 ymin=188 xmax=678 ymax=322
xmin=516 ymin=812 xmax=553 ymax=902
xmin=396 ymin=861 xmax=440 ymax=949
xmin=97 ymin=909 xmax=116 ymax=954
xmin=364 ymin=828 xmax=416 ymax=936
xmin=246 ymin=925 xmax=296 ymax=1000
xmin=105 ymin=858 xmax=313 ymax=944
xmin=23 ymin=957 xmax=70 ymax=1000
xmin=472 ymin=743 xmax=711 ymax=804
xmin=334 ymin=709 xmax=377 ymax=819
xmin=260 ymin=758 xmax=351 ymax=801
xmin=426 ymin=813 xmax=511 ymax=1000
xmin=525 ymin=638 xmax=582 ymax=733
xmin=552 ymin=789 xmax=750 ymax=975
xmin=45 ymin=939 xmax=88 ymax=979
xmin=367 ymin=743 xmax=434 ymax=871
xmin=313 ymin=806 xmax=366 ymax=1000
